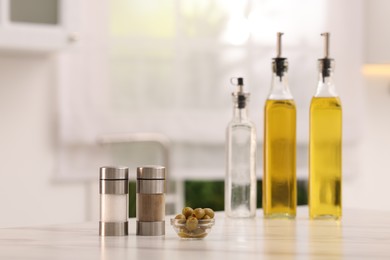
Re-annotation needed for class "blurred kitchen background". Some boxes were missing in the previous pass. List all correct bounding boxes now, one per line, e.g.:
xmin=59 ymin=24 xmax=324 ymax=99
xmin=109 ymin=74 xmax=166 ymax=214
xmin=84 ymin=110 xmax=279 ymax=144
xmin=1 ymin=0 xmax=389 ymax=227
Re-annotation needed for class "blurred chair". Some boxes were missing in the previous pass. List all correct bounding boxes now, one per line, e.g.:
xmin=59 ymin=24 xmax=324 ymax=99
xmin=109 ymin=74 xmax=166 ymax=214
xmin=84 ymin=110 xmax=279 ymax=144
xmin=97 ymin=132 xmax=180 ymax=214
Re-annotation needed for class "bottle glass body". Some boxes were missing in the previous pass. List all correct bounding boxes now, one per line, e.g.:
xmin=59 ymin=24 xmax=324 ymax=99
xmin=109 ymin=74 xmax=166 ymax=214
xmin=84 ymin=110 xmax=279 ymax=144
xmin=263 ymin=63 xmax=297 ymax=218
xmin=309 ymin=60 xmax=342 ymax=219
xmin=225 ymin=94 xmax=257 ymax=218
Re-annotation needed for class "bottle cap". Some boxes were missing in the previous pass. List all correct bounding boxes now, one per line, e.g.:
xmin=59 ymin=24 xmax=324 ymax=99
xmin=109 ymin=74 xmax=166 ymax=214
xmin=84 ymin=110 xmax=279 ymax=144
xmin=272 ymin=32 xmax=288 ymax=78
xmin=318 ymin=32 xmax=334 ymax=79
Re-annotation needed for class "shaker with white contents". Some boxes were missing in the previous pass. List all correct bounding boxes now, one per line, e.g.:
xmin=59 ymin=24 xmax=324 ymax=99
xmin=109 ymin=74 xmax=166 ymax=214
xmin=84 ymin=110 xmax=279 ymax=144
xmin=99 ymin=166 xmax=129 ymax=236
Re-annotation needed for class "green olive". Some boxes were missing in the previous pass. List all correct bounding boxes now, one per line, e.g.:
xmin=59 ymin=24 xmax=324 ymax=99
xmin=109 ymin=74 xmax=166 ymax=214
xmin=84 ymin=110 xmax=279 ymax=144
xmin=193 ymin=227 xmax=205 ymax=236
xmin=175 ymin=213 xmax=186 ymax=219
xmin=204 ymin=208 xmax=215 ymax=218
xmin=193 ymin=208 xmax=205 ymax=219
xmin=195 ymin=232 xmax=207 ymax=238
xmin=175 ymin=214 xmax=186 ymax=224
xmin=182 ymin=207 xmax=193 ymax=218
xmin=178 ymin=231 xmax=190 ymax=238
xmin=186 ymin=216 xmax=198 ymax=231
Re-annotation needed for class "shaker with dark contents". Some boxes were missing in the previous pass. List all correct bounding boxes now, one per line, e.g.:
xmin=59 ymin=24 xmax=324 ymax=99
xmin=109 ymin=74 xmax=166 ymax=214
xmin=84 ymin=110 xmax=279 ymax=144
xmin=136 ymin=165 xmax=166 ymax=236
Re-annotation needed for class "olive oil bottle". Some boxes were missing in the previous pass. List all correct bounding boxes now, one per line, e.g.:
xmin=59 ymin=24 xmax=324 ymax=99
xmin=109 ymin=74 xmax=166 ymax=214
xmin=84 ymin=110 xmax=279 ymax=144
xmin=309 ymin=33 xmax=342 ymax=220
xmin=263 ymin=33 xmax=297 ymax=218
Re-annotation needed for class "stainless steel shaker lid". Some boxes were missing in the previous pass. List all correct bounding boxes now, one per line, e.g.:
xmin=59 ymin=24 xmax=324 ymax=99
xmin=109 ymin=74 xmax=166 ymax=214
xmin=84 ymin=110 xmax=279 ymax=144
xmin=137 ymin=165 xmax=165 ymax=179
xmin=100 ymin=166 xmax=129 ymax=180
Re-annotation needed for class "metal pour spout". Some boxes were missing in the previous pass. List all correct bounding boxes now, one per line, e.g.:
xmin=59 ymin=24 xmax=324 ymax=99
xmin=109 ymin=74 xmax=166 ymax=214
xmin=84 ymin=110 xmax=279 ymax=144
xmin=321 ymin=32 xmax=330 ymax=58
xmin=276 ymin=32 xmax=284 ymax=58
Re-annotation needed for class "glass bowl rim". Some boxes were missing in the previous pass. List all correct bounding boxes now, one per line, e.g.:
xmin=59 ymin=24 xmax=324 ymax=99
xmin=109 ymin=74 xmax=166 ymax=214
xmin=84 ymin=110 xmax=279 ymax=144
xmin=170 ymin=218 xmax=215 ymax=227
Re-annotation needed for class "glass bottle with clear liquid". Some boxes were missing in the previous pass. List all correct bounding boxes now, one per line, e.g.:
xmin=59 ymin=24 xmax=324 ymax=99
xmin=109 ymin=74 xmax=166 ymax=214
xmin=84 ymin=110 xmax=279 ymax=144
xmin=225 ymin=77 xmax=257 ymax=218
xmin=263 ymin=33 xmax=297 ymax=218
xmin=309 ymin=33 xmax=342 ymax=220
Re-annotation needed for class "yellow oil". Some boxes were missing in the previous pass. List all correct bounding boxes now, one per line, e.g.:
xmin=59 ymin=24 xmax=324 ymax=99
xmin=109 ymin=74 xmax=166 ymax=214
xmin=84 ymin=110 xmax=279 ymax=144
xmin=309 ymin=97 xmax=342 ymax=219
xmin=263 ymin=99 xmax=297 ymax=218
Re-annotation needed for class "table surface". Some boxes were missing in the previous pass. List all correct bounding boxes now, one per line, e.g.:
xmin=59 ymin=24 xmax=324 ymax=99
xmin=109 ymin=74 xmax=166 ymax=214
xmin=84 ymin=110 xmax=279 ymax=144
xmin=1 ymin=207 xmax=390 ymax=260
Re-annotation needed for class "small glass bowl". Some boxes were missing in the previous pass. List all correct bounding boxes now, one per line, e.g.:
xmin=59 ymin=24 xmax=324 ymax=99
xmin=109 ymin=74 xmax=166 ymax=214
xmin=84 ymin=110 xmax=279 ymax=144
xmin=170 ymin=218 xmax=215 ymax=239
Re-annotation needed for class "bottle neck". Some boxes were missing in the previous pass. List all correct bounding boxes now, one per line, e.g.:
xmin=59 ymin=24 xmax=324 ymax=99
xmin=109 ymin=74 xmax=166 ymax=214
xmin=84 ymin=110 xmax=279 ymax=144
xmin=232 ymin=94 xmax=249 ymax=120
xmin=315 ymin=59 xmax=338 ymax=97
xmin=268 ymin=72 xmax=293 ymax=100
xmin=233 ymin=106 xmax=248 ymax=119
xmin=268 ymin=58 xmax=293 ymax=100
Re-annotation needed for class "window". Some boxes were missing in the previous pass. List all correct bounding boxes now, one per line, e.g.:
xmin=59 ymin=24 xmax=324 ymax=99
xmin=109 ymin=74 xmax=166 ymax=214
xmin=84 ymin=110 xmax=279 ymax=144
xmin=57 ymin=0 xmax=361 ymax=183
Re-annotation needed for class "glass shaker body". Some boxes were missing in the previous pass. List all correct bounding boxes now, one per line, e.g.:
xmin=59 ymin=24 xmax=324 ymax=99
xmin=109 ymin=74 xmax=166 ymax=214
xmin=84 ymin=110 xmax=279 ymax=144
xmin=99 ymin=166 xmax=129 ymax=236
xmin=136 ymin=165 xmax=166 ymax=236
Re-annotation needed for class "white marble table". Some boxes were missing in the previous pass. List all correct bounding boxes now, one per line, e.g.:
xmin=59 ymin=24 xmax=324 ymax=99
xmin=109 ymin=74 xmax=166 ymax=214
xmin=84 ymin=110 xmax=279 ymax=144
xmin=1 ymin=207 xmax=390 ymax=259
